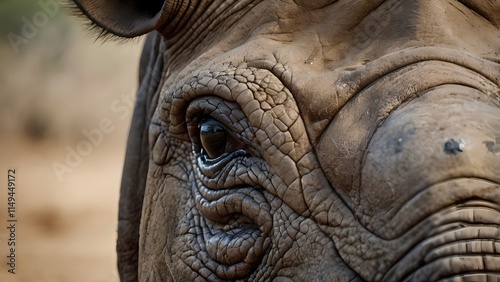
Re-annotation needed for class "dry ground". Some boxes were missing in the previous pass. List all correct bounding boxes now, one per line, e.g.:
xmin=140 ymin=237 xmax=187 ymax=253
xmin=0 ymin=11 xmax=144 ymax=282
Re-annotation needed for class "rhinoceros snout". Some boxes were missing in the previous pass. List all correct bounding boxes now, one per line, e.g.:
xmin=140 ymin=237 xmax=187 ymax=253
xmin=360 ymin=85 xmax=500 ymax=234
xmin=363 ymin=87 xmax=500 ymax=281
xmin=382 ymin=187 xmax=500 ymax=281
xmin=316 ymin=48 xmax=500 ymax=213
xmin=312 ymin=48 xmax=500 ymax=281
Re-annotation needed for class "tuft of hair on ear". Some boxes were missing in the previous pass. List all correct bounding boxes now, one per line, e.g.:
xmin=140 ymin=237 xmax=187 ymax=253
xmin=63 ymin=0 xmax=142 ymax=44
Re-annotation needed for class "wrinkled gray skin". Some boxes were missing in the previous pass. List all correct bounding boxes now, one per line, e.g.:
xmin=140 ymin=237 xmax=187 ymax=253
xmin=72 ymin=0 xmax=500 ymax=281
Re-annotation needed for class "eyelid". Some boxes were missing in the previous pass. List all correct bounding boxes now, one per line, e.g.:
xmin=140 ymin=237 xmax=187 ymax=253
xmin=186 ymin=98 xmax=242 ymax=123
xmin=185 ymin=97 xmax=250 ymax=139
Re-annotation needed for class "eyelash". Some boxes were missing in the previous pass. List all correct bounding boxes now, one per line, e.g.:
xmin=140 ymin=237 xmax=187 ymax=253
xmin=68 ymin=3 xmax=138 ymax=43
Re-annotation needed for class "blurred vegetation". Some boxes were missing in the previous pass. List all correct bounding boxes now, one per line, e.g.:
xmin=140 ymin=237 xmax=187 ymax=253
xmin=0 ymin=0 xmax=70 ymax=59
xmin=0 ymin=0 xmax=73 ymax=141
xmin=0 ymin=0 xmax=66 ymax=39
xmin=0 ymin=0 xmax=142 ymax=144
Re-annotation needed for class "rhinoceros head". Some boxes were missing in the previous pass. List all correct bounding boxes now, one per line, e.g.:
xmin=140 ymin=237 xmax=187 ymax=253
xmin=72 ymin=0 xmax=500 ymax=281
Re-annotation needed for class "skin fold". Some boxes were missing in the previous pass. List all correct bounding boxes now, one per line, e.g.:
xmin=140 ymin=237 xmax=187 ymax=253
xmin=71 ymin=0 xmax=500 ymax=281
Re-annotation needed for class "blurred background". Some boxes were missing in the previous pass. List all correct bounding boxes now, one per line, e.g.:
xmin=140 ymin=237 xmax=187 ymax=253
xmin=0 ymin=0 xmax=145 ymax=281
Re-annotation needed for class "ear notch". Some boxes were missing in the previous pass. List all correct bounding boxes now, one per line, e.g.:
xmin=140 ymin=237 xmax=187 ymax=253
xmin=72 ymin=0 xmax=182 ymax=38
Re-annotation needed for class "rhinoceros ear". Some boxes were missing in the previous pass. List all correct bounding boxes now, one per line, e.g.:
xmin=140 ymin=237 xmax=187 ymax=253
xmin=72 ymin=0 xmax=186 ymax=38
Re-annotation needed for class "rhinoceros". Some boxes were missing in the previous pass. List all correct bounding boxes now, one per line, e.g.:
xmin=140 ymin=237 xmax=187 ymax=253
xmin=72 ymin=0 xmax=500 ymax=281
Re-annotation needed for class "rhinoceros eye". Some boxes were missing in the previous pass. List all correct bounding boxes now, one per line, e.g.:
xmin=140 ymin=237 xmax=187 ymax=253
xmin=199 ymin=118 xmax=228 ymax=159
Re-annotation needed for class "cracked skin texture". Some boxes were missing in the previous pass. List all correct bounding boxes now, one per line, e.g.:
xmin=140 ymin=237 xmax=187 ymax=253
xmin=72 ymin=0 xmax=500 ymax=281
